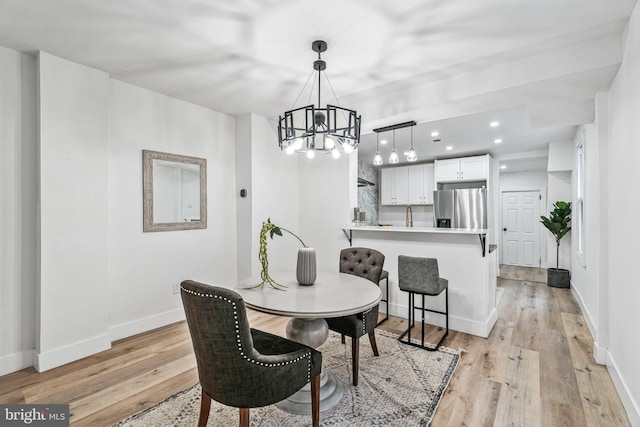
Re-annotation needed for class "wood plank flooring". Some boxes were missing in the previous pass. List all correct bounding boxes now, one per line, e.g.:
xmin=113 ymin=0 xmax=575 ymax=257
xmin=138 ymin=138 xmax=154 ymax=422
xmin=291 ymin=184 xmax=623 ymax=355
xmin=0 ymin=267 xmax=630 ymax=426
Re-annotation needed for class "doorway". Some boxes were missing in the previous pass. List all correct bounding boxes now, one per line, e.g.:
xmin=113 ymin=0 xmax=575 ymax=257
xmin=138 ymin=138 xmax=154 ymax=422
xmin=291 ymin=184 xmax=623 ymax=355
xmin=501 ymin=191 xmax=542 ymax=267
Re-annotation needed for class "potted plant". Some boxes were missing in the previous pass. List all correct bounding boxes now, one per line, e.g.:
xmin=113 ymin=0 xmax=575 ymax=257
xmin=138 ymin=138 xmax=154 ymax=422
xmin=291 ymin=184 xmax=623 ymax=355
xmin=255 ymin=218 xmax=315 ymax=290
xmin=540 ymin=201 xmax=572 ymax=288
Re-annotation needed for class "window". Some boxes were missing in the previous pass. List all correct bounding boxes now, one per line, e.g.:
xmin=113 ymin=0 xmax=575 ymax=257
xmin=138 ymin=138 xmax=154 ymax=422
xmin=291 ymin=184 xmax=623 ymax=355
xmin=576 ymin=135 xmax=585 ymax=262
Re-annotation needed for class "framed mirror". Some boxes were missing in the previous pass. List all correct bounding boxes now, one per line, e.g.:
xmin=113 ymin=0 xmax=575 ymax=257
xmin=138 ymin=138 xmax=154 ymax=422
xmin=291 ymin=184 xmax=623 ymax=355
xmin=143 ymin=150 xmax=207 ymax=232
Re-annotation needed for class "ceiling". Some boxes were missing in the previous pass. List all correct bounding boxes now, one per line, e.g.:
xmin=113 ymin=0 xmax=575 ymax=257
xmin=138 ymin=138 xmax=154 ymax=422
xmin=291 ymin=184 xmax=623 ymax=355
xmin=0 ymin=0 xmax=636 ymax=171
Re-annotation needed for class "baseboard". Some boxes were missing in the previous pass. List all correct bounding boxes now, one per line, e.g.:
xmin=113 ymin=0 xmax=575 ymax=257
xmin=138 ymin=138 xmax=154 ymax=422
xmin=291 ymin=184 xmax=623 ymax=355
xmin=0 ymin=350 xmax=35 ymax=376
xmin=593 ymin=341 xmax=607 ymax=365
xmin=606 ymin=350 xmax=640 ymax=426
xmin=570 ymin=280 xmax=604 ymax=363
xmin=387 ymin=302 xmax=496 ymax=338
xmin=569 ymin=280 xmax=596 ymax=337
xmin=109 ymin=308 xmax=186 ymax=342
xmin=35 ymin=333 xmax=111 ymax=372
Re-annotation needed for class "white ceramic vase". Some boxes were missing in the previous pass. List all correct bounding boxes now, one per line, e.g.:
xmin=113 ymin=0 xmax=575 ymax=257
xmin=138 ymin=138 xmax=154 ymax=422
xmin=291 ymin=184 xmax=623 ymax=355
xmin=296 ymin=247 xmax=317 ymax=286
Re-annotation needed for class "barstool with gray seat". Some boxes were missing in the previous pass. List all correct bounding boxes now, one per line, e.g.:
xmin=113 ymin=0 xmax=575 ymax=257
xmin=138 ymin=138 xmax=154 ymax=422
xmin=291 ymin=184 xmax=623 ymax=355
xmin=397 ymin=255 xmax=449 ymax=351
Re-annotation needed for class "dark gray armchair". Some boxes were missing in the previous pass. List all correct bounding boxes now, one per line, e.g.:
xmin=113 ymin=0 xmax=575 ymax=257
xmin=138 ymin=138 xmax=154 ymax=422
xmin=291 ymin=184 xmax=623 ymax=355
xmin=181 ymin=280 xmax=322 ymax=427
xmin=326 ymin=247 xmax=385 ymax=385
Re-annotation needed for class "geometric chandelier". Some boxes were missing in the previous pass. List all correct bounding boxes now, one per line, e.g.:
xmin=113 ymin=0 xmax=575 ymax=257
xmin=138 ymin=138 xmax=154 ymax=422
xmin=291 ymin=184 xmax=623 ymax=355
xmin=278 ymin=40 xmax=361 ymax=159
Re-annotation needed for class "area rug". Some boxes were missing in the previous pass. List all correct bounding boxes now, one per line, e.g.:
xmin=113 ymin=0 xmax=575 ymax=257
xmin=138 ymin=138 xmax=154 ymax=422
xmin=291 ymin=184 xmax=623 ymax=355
xmin=114 ymin=330 xmax=460 ymax=426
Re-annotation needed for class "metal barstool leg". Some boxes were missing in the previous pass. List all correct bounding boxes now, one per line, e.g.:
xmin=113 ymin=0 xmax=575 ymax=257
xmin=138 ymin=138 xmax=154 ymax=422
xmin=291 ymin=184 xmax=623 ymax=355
xmin=398 ymin=288 xmax=449 ymax=351
xmin=376 ymin=274 xmax=390 ymax=327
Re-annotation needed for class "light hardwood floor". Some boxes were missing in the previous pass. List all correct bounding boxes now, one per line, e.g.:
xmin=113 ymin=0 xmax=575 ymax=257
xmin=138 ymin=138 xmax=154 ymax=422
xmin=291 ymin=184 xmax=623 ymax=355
xmin=0 ymin=267 xmax=630 ymax=426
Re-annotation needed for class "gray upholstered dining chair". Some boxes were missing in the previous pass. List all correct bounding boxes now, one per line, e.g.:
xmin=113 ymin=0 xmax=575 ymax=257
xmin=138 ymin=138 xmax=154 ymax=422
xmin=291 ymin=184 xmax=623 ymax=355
xmin=326 ymin=247 xmax=385 ymax=386
xmin=180 ymin=280 xmax=322 ymax=427
xmin=397 ymin=255 xmax=449 ymax=351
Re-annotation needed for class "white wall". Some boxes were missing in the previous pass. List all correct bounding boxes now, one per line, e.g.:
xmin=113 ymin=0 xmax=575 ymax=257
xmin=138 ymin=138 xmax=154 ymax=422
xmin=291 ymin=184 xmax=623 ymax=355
xmin=547 ymin=139 xmax=574 ymax=171
xmin=499 ymin=170 xmax=548 ymax=192
xmin=245 ymin=114 xmax=300 ymax=279
xmin=1 ymin=49 xmax=239 ymax=373
xmin=569 ymin=124 xmax=601 ymax=344
xmin=37 ymin=52 xmax=111 ymax=371
xmin=107 ymin=79 xmax=237 ymax=340
xmin=298 ymin=152 xmax=355 ymax=271
xmin=235 ymin=114 xmax=253 ymax=281
xmin=545 ymin=171 xmax=572 ymax=270
xmin=603 ymin=2 xmax=640 ymax=423
xmin=0 ymin=47 xmax=37 ymax=376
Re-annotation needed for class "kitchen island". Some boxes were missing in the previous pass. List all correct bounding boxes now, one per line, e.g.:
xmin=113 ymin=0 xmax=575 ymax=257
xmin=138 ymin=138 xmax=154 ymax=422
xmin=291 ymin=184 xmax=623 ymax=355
xmin=343 ymin=226 xmax=498 ymax=338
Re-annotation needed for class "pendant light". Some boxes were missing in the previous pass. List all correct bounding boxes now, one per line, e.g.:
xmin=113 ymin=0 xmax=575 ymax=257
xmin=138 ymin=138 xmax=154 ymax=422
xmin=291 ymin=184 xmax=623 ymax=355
xmin=388 ymin=129 xmax=399 ymax=164
xmin=373 ymin=132 xmax=383 ymax=166
xmin=406 ymin=126 xmax=418 ymax=162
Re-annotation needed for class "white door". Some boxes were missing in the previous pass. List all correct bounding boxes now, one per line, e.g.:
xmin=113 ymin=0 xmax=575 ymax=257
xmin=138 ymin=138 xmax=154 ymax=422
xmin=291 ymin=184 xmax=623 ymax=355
xmin=502 ymin=191 xmax=541 ymax=267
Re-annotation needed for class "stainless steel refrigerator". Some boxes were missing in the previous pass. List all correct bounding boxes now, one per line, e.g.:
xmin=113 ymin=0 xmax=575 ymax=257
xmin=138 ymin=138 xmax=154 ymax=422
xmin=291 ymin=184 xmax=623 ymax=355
xmin=433 ymin=188 xmax=487 ymax=229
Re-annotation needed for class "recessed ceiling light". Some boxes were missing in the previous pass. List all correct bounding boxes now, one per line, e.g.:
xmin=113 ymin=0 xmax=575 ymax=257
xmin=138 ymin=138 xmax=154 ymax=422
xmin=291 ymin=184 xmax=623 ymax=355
xmin=490 ymin=121 xmax=499 ymax=127
xmin=494 ymin=138 xmax=502 ymax=144
xmin=500 ymin=165 xmax=507 ymax=169
xmin=380 ymin=139 xmax=387 ymax=145
xmin=446 ymin=146 xmax=453 ymax=151
xmin=403 ymin=151 xmax=410 ymax=156
xmin=431 ymin=131 xmax=439 ymax=137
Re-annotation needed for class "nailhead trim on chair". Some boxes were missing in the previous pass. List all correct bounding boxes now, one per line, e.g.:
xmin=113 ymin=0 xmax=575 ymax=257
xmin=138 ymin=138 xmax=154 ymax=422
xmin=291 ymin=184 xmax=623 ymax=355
xmin=181 ymin=286 xmax=313 ymax=381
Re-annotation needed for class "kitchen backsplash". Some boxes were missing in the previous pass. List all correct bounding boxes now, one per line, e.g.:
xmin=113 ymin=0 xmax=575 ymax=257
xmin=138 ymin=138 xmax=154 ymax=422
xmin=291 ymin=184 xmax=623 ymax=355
xmin=357 ymin=162 xmax=378 ymax=225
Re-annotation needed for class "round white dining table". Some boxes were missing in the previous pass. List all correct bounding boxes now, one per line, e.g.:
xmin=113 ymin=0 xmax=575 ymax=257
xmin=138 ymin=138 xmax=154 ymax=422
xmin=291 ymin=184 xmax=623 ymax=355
xmin=235 ymin=270 xmax=382 ymax=414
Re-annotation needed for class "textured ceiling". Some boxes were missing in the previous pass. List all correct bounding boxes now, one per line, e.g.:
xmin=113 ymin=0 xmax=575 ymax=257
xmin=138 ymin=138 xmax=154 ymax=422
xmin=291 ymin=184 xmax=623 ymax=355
xmin=0 ymin=0 xmax=636 ymax=168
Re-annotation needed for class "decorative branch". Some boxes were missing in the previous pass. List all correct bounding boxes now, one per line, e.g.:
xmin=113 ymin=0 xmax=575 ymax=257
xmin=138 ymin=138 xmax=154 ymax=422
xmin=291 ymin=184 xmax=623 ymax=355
xmin=249 ymin=218 xmax=307 ymax=290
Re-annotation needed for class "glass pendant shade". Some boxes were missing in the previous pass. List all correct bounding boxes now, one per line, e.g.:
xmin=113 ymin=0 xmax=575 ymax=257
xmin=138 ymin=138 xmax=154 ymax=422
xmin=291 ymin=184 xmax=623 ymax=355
xmin=407 ymin=146 xmax=417 ymax=162
xmin=373 ymin=151 xmax=383 ymax=166
xmin=389 ymin=149 xmax=399 ymax=164
xmin=388 ymin=129 xmax=399 ymax=163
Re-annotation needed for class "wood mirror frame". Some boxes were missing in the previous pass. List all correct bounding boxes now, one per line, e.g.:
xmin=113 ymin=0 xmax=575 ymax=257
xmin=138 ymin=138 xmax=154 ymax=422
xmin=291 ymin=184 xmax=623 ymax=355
xmin=142 ymin=149 xmax=207 ymax=232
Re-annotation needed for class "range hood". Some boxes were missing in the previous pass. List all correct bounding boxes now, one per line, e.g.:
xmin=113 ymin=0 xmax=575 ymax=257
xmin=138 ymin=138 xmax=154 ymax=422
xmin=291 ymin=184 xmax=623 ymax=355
xmin=357 ymin=177 xmax=375 ymax=187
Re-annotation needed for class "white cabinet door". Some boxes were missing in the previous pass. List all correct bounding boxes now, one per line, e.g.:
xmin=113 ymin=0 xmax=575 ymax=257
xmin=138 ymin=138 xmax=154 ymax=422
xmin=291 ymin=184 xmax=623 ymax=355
xmin=436 ymin=155 xmax=487 ymax=182
xmin=380 ymin=168 xmax=394 ymax=205
xmin=393 ymin=166 xmax=409 ymax=205
xmin=380 ymin=167 xmax=408 ymax=205
xmin=435 ymin=158 xmax=460 ymax=182
xmin=408 ymin=164 xmax=435 ymax=205
xmin=408 ymin=165 xmax=424 ymax=205
xmin=423 ymin=163 xmax=435 ymax=204
xmin=460 ymin=156 xmax=487 ymax=181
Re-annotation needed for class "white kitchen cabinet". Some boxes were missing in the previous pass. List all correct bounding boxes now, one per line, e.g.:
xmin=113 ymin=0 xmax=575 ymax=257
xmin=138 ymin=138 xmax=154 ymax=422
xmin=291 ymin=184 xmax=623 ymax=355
xmin=408 ymin=163 xmax=435 ymax=205
xmin=435 ymin=155 xmax=488 ymax=182
xmin=380 ymin=166 xmax=408 ymax=205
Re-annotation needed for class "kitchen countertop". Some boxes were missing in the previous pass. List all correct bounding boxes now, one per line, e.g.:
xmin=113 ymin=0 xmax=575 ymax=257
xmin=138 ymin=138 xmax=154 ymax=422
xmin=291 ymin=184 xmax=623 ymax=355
xmin=344 ymin=225 xmax=489 ymax=235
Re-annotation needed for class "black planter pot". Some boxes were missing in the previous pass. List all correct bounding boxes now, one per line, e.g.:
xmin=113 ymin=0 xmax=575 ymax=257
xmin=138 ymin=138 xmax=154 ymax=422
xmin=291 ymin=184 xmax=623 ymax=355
xmin=547 ymin=268 xmax=570 ymax=288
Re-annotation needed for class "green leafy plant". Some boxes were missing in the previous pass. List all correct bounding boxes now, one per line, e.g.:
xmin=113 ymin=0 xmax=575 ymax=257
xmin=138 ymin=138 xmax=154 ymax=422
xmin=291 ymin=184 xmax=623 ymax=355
xmin=540 ymin=201 xmax=572 ymax=270
xmin=255 ymin=218 xmax=306 ymax=290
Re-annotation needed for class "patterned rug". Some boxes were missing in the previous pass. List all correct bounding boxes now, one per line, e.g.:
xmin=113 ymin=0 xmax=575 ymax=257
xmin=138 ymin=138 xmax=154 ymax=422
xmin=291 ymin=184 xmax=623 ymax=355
xmin=114 ymin=330 xmax=460 ymax=426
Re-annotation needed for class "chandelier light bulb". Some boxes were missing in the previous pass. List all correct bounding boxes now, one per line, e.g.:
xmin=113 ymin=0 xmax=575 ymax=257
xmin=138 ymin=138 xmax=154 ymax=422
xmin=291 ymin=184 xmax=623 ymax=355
xmin=293 ymin=138 xmax=303 ymax=150
xmin=407 ymin=147 xmax=418 ymax=162
xmin=332 ymin=148 xmax=341 ymax=159
xmin=285 ymin=145 xmax=295 ymax=155
xmin=306 ymin=150 xmax=315 ymax=159
xmin=389 ymin=148 xmax=399 ymax=164
xmin=325 ymin=136 xmax=335 ymax=149
xmin=373 ymin=151 xmax=383 ymax=166
xmin=343 ymin=142 xmax=354 ymax=154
